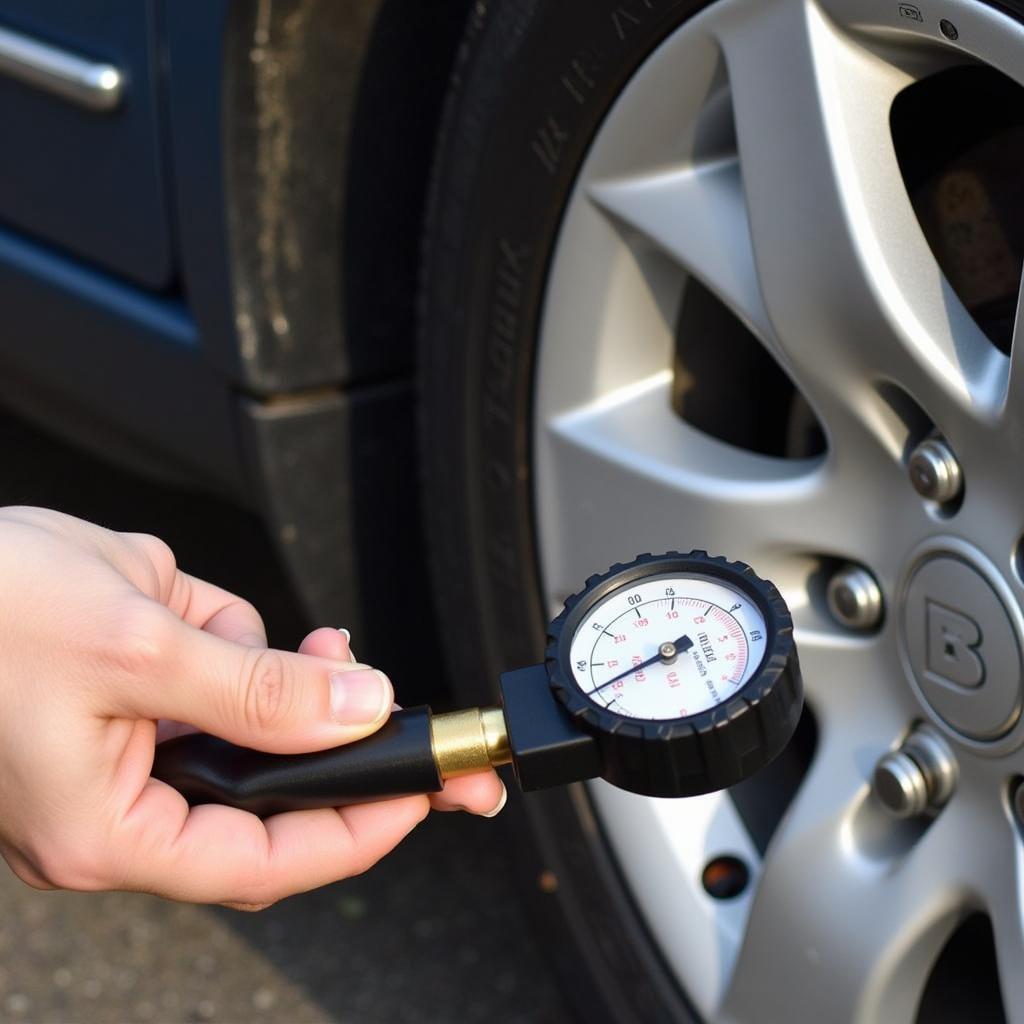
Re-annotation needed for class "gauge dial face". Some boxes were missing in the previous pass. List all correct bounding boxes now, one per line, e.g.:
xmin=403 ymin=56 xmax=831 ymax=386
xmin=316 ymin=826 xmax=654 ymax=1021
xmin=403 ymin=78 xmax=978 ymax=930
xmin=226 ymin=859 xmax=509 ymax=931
xmin=567 ymin=573 xmax=769 ymax=721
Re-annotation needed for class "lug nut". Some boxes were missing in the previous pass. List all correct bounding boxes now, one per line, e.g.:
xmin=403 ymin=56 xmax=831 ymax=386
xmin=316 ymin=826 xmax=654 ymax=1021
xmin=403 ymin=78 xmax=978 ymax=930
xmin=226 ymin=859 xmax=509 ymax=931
xmin=827 ymin=565 xmax=883 ymax=631
xmin=873 ymin=727 xmax=956 ymax=818
xmin=908 ymin=438 xmax=963 ymax=504
xmin=874 ymin=751 xmax=929 ymax=817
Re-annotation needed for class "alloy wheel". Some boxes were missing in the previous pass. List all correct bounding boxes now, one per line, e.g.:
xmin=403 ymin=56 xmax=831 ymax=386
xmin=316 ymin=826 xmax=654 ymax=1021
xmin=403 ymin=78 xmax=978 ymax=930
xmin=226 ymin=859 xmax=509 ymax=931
xmin=533 ymin=0 xmax=1024 ymax=1019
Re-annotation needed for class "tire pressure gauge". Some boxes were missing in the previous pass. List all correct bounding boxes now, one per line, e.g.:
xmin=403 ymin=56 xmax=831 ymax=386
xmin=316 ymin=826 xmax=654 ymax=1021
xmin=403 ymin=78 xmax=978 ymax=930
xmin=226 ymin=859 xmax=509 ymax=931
xmin=537 ymin=551 xmax=800 ymax=797
xmin=154 ymin=552 xmax=802 ymax=814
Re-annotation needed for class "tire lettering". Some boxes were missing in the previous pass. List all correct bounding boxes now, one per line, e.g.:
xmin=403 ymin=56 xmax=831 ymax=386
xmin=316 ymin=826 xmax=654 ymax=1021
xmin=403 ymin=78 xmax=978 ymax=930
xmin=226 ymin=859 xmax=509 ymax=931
xmin=611 ymin=1 xmax=655 ymax=41
xmin=483 ymin=238 xmax=527 ymax=437
xmin=531 ymin=116 xmax=569 ymax=175
xmin=561 ymin=53 xmax=600 ymax=105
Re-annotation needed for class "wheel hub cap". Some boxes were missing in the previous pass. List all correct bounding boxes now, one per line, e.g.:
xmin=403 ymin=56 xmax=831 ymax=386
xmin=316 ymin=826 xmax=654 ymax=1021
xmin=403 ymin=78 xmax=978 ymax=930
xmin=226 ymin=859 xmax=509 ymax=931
xmin=900 ymin=545 xmax=1023 ymax=741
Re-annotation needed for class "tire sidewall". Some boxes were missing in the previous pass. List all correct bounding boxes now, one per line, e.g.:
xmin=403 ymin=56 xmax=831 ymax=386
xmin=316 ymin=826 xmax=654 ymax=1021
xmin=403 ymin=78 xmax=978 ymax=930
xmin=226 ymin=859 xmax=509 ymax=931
xmin=420 ymin=2 xmax=712 ymax=1021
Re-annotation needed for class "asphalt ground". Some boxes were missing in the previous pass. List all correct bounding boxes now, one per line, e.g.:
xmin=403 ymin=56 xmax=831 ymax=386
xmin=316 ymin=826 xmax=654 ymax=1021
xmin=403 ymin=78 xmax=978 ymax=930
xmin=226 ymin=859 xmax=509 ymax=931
xmin=0 ymin=410 xmax=572 ymax=1024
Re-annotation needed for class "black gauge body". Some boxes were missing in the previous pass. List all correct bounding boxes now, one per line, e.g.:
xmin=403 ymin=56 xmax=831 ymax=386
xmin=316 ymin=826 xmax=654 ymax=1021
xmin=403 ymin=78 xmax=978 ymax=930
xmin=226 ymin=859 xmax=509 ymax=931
xmin=542 ymin=551 xmax=802 ymax=798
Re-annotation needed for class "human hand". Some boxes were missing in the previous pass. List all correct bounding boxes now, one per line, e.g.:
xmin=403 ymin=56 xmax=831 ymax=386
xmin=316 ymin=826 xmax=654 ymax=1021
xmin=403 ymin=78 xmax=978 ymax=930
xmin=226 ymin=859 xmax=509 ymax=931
xmin=0 ymin=507 xmax=505 ymax=909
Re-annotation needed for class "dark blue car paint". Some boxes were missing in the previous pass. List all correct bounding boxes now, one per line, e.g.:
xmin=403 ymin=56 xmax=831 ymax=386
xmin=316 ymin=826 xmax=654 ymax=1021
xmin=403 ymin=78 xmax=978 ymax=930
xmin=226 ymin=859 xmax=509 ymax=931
xmin=0 ymin=0 xmax=173 ymax=288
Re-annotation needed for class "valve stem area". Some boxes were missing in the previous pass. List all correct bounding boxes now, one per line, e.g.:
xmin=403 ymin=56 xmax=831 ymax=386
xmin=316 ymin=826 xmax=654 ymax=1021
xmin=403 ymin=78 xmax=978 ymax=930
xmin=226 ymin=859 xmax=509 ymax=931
xmin=430 ymin=707 xmax=512 ymax=779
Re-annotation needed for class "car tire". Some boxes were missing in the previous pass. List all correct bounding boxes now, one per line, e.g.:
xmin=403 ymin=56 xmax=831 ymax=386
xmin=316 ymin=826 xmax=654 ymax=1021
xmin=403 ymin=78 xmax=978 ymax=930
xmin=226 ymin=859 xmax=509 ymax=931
xmin=419 ymin=0 xmax=1024 ymax=1021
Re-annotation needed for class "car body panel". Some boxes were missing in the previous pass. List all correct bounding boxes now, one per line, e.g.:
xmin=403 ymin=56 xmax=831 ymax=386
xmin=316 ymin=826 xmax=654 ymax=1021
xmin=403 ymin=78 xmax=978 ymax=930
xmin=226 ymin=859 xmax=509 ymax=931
xmin=0 ymin=0 xmax=173 ymax=289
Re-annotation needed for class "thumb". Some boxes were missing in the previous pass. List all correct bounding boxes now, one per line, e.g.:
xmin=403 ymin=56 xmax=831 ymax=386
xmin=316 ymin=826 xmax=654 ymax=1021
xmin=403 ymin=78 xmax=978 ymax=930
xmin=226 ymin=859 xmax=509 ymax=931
xmin=121 ymin=612 xmax=394 ymax=753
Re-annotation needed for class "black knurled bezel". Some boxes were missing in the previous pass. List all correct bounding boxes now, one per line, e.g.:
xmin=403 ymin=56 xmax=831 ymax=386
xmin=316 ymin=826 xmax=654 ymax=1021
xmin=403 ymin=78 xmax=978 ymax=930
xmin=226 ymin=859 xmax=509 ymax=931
xmin=545 ymin=551 xmax=802 ymax=798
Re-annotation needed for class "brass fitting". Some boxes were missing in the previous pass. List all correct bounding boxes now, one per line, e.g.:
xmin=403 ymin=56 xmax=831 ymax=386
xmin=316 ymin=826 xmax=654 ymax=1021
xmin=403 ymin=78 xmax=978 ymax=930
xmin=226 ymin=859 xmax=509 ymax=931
xmin=430 ymin=707 xmax=512 ymax=779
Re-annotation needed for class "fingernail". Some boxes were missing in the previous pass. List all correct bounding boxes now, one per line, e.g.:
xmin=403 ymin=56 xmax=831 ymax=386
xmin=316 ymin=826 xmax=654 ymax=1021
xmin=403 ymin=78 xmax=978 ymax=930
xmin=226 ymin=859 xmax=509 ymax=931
xmin=329 ymin=668 xmax=391 ymax=724
xmin=337 ymin=628 xmax=356 ymax=662
xmin=482 ymin=783 xmax=508 ymax=818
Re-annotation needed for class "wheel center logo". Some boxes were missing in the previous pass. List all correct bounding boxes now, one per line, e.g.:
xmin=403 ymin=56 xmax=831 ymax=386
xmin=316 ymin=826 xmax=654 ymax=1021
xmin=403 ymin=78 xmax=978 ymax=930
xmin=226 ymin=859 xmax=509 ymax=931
xmin=900 ymin=550 xmax=1023 ymax=742
xmin=924 ymin=600 xmax=984 ymax=689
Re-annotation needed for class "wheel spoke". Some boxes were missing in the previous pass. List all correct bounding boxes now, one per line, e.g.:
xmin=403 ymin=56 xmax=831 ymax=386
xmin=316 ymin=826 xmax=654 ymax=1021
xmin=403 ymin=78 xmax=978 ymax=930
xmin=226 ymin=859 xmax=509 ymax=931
xmin=588 ymin=783 xmax=761 ymax=1020
xmin=713 ymin=0 xmax=1006 ymax=430
xmin=535 ymin=372 xmax=886 ymax=607
xmin=588 ymin=158 xmax=771 ymax=345
xmin=789 ymin=619 xmax=911 ymax=729
xmin=975 ymin=813 xmax=1024 ymax=1023
xmin=719 ymin=720 xmax=968 ymax=1023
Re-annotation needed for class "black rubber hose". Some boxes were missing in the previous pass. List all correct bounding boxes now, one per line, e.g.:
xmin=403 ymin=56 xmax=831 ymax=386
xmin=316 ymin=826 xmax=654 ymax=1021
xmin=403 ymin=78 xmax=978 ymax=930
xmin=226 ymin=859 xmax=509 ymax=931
xmin=151 ymin=706 xmax=442 ymax=817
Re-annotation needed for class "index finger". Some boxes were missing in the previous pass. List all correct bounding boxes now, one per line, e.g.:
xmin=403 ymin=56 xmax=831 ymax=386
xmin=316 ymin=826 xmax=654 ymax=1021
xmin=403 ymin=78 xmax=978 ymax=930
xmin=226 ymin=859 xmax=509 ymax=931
xmin=170 ymin=572 xmax=268 ymax=647
xmin=430 ymin=772 xmax=507 ymax=816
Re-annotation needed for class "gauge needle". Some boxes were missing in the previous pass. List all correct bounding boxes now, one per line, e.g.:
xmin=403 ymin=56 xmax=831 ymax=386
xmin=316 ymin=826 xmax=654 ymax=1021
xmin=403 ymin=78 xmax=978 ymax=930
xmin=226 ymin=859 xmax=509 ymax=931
xmin=589 ymin=635 xmax=694 ymax=696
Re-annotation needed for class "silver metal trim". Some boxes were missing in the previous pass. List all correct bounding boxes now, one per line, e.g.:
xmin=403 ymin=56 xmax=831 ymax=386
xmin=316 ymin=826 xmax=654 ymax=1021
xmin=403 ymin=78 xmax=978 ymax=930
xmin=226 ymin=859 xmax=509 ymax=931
xmin=0 ymin=24 xmax=123 ymax=112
